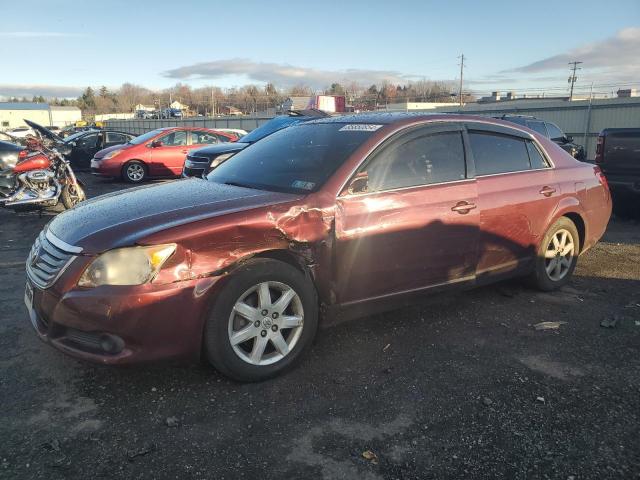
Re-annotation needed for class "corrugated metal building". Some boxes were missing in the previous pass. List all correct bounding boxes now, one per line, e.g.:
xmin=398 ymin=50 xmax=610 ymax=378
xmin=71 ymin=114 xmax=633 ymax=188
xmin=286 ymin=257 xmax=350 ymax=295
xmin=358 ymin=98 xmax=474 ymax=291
xmin=431 ymin=97 xmax=640 ymax=159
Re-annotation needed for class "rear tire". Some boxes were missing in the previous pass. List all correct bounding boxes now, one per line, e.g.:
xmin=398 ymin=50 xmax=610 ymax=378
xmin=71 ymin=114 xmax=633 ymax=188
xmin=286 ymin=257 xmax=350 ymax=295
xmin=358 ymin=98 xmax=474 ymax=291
xmin=122 ymin=160 xmax=147 ymax=183
xmin=203 ymin=258 xmax=318 ymax=382
xmin=529 ymin=217 xmax=579 ymax=291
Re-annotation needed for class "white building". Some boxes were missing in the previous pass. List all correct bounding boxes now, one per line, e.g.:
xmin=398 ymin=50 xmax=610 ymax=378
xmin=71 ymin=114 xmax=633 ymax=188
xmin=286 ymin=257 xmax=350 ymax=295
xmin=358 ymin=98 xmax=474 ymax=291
xmin=0 ymin=102 xmax=81 ymax=130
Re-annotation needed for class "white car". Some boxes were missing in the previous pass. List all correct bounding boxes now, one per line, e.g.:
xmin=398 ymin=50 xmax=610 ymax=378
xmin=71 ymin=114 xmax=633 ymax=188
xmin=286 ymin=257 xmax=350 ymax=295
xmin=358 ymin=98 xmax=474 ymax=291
xmin=7 ymin=126 xmax=35 ymax=138
xmin=215 ymin=128 xmax=247 ymax=138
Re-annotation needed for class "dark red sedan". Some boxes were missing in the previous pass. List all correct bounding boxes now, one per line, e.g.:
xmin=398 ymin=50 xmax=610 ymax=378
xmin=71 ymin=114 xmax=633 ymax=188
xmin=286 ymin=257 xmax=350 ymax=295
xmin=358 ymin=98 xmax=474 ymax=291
xmin=25 ymin=113 xmax=611 ymax=381
xmin=90 ymin=127 xmax=236 ymax=182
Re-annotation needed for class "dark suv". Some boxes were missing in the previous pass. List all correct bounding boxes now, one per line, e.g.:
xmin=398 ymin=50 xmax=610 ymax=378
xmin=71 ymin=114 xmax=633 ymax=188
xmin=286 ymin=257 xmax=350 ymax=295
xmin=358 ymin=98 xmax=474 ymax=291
xmin=496 ymin=115 xmax=585 ymax=160
xmin=595 ymin=128 xmax=640 ymax=197
xmin=182 ymin=109 xmax=329 ymax=178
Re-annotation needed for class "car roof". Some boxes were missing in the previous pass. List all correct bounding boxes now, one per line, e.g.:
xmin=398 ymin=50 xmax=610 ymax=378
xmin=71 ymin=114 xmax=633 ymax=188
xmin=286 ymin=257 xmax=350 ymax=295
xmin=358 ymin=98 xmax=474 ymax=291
xmin=601 ymin=127 xmax=640 ymax=134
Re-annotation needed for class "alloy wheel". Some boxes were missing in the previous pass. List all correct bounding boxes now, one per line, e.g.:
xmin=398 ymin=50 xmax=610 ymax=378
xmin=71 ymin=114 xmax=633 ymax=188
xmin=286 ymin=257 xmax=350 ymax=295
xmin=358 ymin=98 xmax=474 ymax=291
xmin=227 ymin=281 xmax=304 ymax=366
xmin=544 ymin=228 xmax=575 ymax=281
xmin=126 ymin=163 xmax=144 ymax=181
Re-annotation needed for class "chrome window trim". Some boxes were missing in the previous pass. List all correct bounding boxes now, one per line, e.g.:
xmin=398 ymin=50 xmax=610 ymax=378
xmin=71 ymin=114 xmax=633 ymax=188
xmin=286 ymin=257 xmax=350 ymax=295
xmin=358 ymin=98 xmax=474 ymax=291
xmin=475 ymin=166 xmax=554 ymax=179
xmin=340 ymin=178 xmax=475 ymax=199
xmin=46 ymin=229 xmax=83 ymax=254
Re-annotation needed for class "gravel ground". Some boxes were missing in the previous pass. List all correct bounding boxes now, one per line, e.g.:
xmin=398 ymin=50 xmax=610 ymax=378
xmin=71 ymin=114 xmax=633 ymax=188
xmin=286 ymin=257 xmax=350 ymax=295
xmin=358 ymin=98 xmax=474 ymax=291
xmin=0 ymin=175 xmax=638 ymax=480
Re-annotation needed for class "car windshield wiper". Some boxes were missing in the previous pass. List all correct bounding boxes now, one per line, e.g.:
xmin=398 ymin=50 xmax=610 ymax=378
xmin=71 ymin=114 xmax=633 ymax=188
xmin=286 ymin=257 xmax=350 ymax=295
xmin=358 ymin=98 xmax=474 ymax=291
xmin=223 ymin=180 xmax=254 ymax=189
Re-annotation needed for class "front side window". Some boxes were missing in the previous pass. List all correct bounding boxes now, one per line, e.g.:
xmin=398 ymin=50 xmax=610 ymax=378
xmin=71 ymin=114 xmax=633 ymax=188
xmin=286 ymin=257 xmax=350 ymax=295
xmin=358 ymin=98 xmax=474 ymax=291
xmin=159 ymin=130 xmax=188 ymax=146
xmin=469 ymin=131 xmax=531 ymax=176
xmin=545 ymin=123 xmax=565 ymax=141
xmin=360 ymin=131 xmax=466 ymax=192
xmin=208 ymin=123 xmax=376 ymax=194
xmin=191 ymin=131 xmax=218 ymax=145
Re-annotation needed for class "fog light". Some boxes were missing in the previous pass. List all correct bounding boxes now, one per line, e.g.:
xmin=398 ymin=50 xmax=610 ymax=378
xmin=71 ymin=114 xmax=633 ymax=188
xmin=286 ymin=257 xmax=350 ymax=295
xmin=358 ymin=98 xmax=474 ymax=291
xmin=99 ymin=334 xmax=124 ymax=354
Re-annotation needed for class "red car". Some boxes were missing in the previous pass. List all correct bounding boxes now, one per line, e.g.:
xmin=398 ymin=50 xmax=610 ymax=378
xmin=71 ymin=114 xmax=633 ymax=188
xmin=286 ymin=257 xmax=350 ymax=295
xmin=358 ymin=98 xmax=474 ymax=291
xmin=90 ymin=127 xmax=236 ymax=182
xmin=25 ymin=114 xmax=611 ymax=381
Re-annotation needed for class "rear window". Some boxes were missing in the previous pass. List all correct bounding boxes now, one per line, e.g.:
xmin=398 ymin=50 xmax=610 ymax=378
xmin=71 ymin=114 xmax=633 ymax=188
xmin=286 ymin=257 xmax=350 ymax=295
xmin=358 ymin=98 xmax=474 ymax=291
xmin=526 ymin=121 xmax=548 ymax=137
xmin=545 ymin=123 xmax=565 ymax=141
xmin=208 ymin=123 xmax=376 ymax=194
xmin=469 ymin=132 xmax=531 ymax=175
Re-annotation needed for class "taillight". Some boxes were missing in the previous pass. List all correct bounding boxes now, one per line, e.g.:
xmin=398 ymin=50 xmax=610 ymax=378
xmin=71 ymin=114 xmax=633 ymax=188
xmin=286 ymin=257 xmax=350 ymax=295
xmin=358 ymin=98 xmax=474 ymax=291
xmin=594 ymin=166 xmax=609 ymax=192
xmin=595 ymin=135 xmax=604 ymax=163
xmin=18 ymin=150 xmax=27 ymax=159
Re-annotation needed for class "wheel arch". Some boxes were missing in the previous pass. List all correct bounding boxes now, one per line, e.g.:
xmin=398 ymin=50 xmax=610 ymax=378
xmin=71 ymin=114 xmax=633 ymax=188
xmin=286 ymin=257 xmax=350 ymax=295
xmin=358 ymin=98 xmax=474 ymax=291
xmin=562 ymin=212 xmax=586 ymax=253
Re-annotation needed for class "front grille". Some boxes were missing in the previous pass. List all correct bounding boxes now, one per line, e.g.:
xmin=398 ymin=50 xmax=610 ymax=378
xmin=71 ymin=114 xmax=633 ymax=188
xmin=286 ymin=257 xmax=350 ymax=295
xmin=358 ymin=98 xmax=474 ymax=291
xmin=26 ymin=230 xmax=80 ymax=289
xmin=185 ymin=155 xmax=210 ymax=167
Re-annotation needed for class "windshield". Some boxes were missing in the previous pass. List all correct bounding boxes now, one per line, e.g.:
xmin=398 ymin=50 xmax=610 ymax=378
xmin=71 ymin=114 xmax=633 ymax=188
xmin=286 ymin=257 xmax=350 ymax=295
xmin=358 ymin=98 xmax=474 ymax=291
xmin=207 ymin=123 xmax=377 ymax=194
xmin=128 ymin=129 xmax=166 ymax=145
xmin=240 ymin=116 xmax=301 ymax=143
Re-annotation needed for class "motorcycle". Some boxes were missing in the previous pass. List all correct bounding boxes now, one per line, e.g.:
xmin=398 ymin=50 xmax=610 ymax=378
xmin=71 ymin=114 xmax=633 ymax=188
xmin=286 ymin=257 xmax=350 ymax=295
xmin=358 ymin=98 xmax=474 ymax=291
xmin=0 ymin=120 xmax=86 ymax=212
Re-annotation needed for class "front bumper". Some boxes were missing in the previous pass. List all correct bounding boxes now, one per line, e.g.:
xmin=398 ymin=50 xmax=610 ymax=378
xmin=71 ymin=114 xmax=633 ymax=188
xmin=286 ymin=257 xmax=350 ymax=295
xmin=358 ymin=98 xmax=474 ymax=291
xmin=26 ymin=274 xmax=221 ymax=364
xmin=182 ymin=158 xmax=209 ymax=178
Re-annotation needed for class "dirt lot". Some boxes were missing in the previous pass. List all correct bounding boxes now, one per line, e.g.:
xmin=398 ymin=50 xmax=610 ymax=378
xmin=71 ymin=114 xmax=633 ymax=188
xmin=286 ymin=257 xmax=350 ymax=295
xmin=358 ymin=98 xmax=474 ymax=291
xmin=1 ymin=175 xmax=639 ymax=480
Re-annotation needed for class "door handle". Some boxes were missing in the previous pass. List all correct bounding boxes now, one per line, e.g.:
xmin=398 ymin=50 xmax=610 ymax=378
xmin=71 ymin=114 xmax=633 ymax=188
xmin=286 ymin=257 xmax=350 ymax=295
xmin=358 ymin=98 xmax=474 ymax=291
xmin=181 ymin=149 xmax=188 ymax=154
xmin=539 ymin=186 xmax=556 ymax=197
xmin=451 ymin=201 xmax=477 ymax=214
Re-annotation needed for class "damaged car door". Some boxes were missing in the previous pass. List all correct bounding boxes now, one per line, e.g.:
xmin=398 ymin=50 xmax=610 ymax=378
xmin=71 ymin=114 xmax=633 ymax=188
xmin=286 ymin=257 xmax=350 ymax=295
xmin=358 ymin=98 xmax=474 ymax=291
xmin=334 ymin=123 xmax=479 ymax=305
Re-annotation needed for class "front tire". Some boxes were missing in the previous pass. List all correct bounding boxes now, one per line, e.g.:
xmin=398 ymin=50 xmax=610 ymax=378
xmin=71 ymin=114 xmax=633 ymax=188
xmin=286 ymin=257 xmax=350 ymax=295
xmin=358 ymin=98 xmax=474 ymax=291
xmin=122 ymin=160 xmax=147 ymax=183
xmin=530 ymin=217 xmax=579 ymax=291
xmin=203 ymin=258 xmax=318 ymax=382
xmin=61 ymin=182 xmax=86 ymax=209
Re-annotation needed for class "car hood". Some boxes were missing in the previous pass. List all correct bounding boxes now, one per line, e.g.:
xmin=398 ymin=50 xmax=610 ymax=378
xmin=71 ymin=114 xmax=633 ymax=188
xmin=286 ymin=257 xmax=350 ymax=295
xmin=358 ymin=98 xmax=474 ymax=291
xmin=94 ymin=143 xmax=131 ymax=159
xmin=48 ymin=179 xmax=301 ymax=253
xmin=190 ymin=142 xmax=249 ymax=159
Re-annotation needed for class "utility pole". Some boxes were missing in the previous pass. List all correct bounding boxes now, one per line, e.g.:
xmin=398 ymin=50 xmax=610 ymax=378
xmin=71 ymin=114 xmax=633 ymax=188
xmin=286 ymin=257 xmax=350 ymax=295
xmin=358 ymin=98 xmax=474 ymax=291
xmin=458 ymin=54 xmax=465 ymax=107
xmin=568 ymin=61 xmax=582 ymax=101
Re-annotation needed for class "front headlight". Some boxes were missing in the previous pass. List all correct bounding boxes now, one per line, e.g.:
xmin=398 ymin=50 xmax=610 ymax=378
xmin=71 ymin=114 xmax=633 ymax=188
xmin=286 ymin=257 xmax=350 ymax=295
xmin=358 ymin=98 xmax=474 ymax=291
xmin=209 ymin=153 xmax=235 ymax=171
xmin=102 ymin=149 xmax=123 ymax=160
xmin=78 ymin=244 xmax=176 ymax=287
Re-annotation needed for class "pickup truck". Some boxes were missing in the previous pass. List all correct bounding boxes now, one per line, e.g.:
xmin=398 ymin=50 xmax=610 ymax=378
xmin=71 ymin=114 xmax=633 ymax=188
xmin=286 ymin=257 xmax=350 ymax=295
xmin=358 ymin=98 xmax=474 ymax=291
xmin=596 ymin=128 xmax=640 ymax=197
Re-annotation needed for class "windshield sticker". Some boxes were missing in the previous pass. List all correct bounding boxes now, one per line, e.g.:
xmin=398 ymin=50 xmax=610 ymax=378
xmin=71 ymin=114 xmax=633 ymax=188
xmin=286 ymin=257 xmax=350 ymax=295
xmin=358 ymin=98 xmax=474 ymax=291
xmin=292 ymin=180 xmax=316 ymax=190
xmin=339 ymin=124 xmax=383 ymax=132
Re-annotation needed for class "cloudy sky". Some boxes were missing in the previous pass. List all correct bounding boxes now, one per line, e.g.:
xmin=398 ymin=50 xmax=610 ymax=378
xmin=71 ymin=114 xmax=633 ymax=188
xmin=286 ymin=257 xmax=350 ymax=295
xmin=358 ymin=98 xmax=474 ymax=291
xmin=0 ymin=0 xmax=638 ymax=99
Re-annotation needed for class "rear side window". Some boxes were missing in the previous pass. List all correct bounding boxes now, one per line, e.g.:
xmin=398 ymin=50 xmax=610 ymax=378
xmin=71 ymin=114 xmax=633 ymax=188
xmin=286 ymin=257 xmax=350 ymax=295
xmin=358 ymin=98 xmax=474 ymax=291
xmin=191 ymin=131 xmax=218 ymax=145
xmin=469 ymin=132 xmax=530 ymax=175
xmin=106 ymin=132 xmax=126 ymax=143
xmin=526 ymin=141 xmax=549 ymax=169
xmin=363 ymin=131 xmax=466 ymax=192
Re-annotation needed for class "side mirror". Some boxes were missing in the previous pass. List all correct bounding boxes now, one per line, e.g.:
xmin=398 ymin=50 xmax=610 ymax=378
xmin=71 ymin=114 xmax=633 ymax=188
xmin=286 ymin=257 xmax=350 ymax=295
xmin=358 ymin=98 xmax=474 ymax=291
xmin=151 ymin=139 xmax=163 ymax=148
xmin=347 ymin=172 xmax=369 ymax=195
xmin=70 ymin=141 xmax=77 ymax=147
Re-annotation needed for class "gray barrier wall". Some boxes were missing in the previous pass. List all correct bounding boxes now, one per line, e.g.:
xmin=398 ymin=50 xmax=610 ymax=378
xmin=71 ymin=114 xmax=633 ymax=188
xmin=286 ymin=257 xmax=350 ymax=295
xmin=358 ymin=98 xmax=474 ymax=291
xmin=104 ymin=116 xmax=273 ymax=136
xmin=431 ymin=97 xmax=640 ymax=160
xmin=106 ymin=97 xmax=640 ymax=160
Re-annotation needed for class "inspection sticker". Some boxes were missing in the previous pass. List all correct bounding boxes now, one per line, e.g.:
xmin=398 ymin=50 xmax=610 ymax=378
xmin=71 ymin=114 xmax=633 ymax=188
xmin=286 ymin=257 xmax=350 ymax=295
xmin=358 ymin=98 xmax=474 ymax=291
xmin=339 ymin=124 xmax=383 ymax=132
xmin=292 ymin=180 xmax=316 ymax=190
